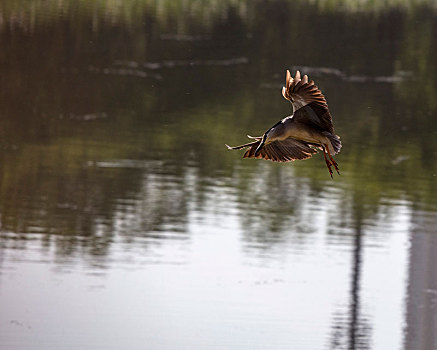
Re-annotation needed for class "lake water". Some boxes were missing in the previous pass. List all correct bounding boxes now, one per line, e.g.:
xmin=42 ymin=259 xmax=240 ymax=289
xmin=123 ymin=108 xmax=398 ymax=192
xmin=1 ymin=1 xmax=437 ymax=349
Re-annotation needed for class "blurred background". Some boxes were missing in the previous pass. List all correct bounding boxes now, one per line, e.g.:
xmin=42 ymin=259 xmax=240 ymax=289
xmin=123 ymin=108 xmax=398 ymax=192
xmin=1 ymin=1 xmax=437 ymax=349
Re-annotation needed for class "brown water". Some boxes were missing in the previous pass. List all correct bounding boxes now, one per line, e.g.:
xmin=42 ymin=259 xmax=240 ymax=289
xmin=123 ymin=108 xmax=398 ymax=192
xmin=1 ymin=1 xmax=437 ymax=349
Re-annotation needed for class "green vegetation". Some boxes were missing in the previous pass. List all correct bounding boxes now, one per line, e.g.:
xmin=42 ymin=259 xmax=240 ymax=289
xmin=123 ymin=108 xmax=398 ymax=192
xmin=1 ymin=0 xmax=437 ymax=256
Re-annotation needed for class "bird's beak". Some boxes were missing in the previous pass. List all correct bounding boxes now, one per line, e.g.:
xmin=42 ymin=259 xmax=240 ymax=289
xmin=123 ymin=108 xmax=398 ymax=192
xmin=254 ymin=140 xmax=265 ymax=156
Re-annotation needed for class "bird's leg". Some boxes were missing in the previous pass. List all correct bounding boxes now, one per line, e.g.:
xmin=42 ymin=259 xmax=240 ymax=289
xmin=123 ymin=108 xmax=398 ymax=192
xmin=322 ymin=146 xmax=333 ymax=179
xmin=325 ymin=146 xmax=340 ymax=175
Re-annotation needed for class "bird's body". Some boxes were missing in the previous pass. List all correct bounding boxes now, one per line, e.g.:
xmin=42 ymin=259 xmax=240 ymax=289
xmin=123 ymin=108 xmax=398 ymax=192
xmin=226 ymin=70 xmax=341 ymax=177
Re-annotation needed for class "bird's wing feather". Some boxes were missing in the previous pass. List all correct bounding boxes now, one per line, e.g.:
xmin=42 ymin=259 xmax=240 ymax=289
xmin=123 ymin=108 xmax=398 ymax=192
xmin=243 ymin=138 xmax=318 ymax=162
xmin=282 ymin=70 xmax=334 ymax=133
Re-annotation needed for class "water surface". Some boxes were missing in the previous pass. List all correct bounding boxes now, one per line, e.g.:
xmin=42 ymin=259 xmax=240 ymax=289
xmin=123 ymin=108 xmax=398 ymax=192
xmin=1 ymin=1 xmax=437 ymax=349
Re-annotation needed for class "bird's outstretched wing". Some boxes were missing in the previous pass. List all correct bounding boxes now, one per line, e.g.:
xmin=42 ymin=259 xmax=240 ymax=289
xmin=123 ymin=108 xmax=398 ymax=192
xmin=282 ymin=70 xmax=334 ymax=134
xmin=227 ymin=138 xmax=318 ymax=162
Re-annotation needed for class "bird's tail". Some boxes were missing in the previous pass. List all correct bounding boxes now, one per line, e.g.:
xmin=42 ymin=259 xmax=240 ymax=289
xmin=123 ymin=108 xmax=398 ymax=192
xmin=323 ymin=132 xmax=342 ymax=155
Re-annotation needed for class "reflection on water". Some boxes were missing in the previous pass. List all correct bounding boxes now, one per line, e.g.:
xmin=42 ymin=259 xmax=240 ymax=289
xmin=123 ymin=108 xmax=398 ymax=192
xmin=1 ymin=1 xmax=437 ymax=349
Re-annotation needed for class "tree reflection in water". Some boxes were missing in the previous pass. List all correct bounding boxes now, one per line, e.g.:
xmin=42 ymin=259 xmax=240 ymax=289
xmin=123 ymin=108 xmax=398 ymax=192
xmin=0 ymin=1 xmax=437 ymax=349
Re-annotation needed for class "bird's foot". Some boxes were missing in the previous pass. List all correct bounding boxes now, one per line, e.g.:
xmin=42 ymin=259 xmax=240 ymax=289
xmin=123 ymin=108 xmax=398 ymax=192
xmin=325 ymin=161 xmax=334 ymax=179
xmin=329 ymin=157 xmax=340 ymax=175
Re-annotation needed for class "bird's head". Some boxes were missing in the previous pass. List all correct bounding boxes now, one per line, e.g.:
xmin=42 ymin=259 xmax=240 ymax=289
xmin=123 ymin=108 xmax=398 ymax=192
xmin=254 ymin=142 xmax=264 ymax=156
xmin=254 ymin=134 xmax=268 ymax=156
xmin=255 ymin=121 xmax=282 ymax=156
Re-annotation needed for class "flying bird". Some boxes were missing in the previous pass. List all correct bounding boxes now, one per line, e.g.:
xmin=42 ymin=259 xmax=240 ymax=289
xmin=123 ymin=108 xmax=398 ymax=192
xmin=226 ymin=70 xmax=341 ymax=178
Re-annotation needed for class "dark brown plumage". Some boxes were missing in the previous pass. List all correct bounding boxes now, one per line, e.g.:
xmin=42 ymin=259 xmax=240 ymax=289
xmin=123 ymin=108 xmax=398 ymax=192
xmin=226 ymin=70 xmax=341 ymax=178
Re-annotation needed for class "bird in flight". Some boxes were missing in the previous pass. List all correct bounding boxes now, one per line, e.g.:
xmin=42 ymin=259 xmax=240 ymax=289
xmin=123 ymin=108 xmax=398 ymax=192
xmin=226 ymin=70 xmax=341 ymax=178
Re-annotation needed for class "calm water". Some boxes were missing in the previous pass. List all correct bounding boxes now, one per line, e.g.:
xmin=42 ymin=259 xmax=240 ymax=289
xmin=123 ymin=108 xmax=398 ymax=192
xmin=1 ymin=1 xmax=437 ymax=349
